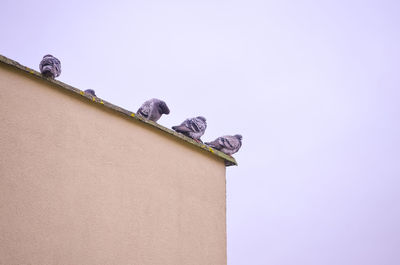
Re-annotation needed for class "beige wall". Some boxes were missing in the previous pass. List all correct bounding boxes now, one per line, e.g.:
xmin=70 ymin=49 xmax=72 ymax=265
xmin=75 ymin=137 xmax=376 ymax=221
xmin=0 ymin=64 xmax=226 ymax=265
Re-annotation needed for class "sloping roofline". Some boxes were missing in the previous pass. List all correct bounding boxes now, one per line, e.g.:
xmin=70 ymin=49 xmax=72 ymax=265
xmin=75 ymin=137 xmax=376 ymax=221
xmin=0 ymin=54 xmax=237 ymax=166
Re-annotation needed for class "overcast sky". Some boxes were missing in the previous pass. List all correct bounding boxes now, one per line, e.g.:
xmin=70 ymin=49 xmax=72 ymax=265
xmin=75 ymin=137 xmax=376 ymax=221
xmin=2 ymin=0 xmax=400 ymax=264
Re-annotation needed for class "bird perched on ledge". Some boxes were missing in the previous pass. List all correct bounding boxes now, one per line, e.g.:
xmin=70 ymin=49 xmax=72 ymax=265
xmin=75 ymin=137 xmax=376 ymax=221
xmin=39 ymin=54 xmax=61 ymax=78
xmin=205 ymin=134 xmax=243 ymax=155
xmin=84 ymin=89 xmax=97 ymax=97
xmin=172 ymin=116 xmax=207 ymax=143
xmin=137 ymin=98 xmax=170 ymax=122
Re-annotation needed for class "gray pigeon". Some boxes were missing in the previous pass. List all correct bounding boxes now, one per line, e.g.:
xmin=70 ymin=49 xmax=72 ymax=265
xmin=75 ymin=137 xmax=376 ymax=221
xmin=172 ymin=116 xmax=207 ymax=142
xmin=137 ymin=98 xmax=170 ymax=122
xmin=205 ymin=134 xmax=243 ymax=155
xmin=84 ymin=89 xmax=97 ymax=97
xmin=39 ymin=54 xmax=61 ymax=78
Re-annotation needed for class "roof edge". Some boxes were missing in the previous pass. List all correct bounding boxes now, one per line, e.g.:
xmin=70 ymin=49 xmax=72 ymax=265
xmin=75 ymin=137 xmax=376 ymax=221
xmin=0 ymin=54 xmax=237 ymax=166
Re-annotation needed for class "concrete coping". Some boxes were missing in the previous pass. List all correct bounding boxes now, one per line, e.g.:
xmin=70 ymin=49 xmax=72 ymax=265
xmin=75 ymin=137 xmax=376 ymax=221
xmin=0 ymin=54 xmax=237 ymax=167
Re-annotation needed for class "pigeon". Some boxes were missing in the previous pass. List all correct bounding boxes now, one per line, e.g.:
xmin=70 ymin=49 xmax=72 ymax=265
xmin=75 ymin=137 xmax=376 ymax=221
xmin=84 ymin=89 xmax=97 ymax=97
xmin=39 ymin=54 xmax=61 ymax=78
xmin=172 ymin=116 xmax=207 ymax=142
xmin=205 ymin=134 xmax=243 ymax=155
xmin=137 ymin=98 xmax=170 ymax=122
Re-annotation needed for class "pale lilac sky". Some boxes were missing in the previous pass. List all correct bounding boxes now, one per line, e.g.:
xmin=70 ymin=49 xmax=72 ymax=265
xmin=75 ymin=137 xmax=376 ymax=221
xmin=2 ymin=0 xmax=400 ymax=264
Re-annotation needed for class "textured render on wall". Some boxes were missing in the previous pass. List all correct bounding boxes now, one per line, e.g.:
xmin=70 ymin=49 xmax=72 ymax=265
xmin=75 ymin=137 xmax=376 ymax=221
xmin=0 ymin=64 xmax=227 ymax=264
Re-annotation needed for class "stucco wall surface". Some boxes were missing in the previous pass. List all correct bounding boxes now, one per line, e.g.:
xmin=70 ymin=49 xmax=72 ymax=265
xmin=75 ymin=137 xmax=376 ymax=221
xmin=0 ymin=65 xmax=226 ymax=265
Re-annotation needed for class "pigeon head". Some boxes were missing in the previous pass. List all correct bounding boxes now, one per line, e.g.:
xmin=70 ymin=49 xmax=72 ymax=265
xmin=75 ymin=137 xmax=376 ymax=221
xmin=158 ymin=101 xmax=170 ymax=114
xmin=39 ymin=54 xmax=61 ymax=78
xmin=84 ymin=89 xmax=97 ymax=97
xmin=197 ymin=116 xmax=206 ymax=122
xmin=234 ymin=134 xmax=243 ymax=141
